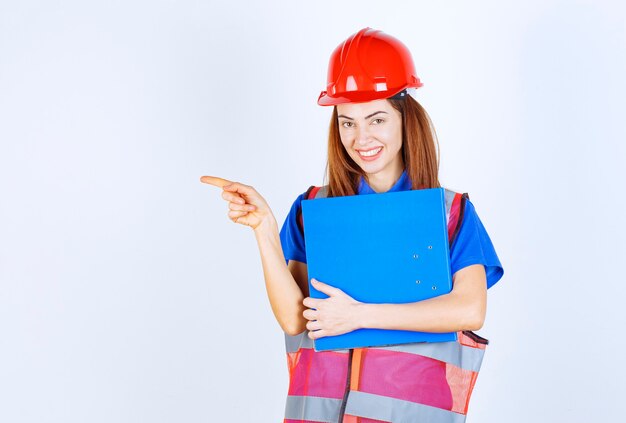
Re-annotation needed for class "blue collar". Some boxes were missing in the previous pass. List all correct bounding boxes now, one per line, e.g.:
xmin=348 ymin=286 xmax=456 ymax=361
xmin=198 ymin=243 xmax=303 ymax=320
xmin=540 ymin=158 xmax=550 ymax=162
xmin=357 ymin=170 xmax=411 ymax=194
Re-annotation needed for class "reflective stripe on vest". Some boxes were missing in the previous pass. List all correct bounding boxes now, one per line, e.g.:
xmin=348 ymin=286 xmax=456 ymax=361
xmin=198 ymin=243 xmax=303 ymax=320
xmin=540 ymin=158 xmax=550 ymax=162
xmin=285 ymin=186 xmax=485 ymax=423
xmin=286 ymin=330 xmax=484 ymax=372
xmin=344 ymin=391 xmax=467 ymax=423
xmin=285 ymin=396 xmax=343 ymax=422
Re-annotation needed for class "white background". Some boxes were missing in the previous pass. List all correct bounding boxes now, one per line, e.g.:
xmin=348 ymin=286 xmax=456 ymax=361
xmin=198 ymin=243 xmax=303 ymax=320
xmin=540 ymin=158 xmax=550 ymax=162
xmin=1 ymin=1 xmax=625 ymax=422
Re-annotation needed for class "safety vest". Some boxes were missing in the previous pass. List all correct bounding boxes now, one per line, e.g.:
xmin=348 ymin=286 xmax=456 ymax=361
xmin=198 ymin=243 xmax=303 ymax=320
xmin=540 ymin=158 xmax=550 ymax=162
xmin=284 ymin=185 xmax=489 ymax=423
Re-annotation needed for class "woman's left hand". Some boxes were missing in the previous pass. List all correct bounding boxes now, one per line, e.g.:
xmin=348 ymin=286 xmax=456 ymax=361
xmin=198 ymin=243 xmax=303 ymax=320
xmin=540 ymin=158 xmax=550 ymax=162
xmin=302 ymin=279 xmax=362 ymax=339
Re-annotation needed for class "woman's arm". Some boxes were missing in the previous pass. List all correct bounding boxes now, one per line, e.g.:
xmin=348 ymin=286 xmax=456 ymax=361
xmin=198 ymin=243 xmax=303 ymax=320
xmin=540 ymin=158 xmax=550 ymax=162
xmin=200 ymin=176 xmax=307 ymax=336
xmin=254 ymin=221 xmax=309 ymax=336
xmin=303 ymin=264 xmax=487 ymax=339
xmin=356 ymin=264 xmax=487 ymax=332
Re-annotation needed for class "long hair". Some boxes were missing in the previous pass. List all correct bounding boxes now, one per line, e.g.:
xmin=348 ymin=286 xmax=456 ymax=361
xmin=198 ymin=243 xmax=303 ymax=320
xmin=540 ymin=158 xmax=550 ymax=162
xmin=322 ymin=96 xmax=441 ymax=197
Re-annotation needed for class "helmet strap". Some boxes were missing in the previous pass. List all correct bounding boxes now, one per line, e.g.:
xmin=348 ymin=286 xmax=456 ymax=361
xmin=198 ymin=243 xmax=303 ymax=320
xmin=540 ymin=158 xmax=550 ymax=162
xmin=389 ymin=89 xmax=409 ymax=100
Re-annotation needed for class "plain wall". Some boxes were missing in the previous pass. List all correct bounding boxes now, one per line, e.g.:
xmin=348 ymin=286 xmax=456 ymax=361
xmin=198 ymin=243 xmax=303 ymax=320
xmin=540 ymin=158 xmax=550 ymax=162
xmin=1 ymin=1 xmax=624 ymax=421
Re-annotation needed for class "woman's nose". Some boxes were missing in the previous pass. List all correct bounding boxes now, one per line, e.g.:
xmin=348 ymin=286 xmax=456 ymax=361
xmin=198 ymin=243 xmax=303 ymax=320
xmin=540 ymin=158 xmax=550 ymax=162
xmin=355 ymin=126 xmax=371 ymax=146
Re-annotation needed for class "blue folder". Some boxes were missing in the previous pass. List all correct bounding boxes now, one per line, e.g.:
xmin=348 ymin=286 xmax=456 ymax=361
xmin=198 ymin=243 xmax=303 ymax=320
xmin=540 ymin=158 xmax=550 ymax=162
xmin=301 ymin=187 xmax=457 ymax=352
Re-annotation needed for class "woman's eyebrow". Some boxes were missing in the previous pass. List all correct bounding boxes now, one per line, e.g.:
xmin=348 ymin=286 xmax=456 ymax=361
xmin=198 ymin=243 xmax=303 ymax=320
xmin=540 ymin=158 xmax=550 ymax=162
xmin=337 ymin=111 xmax=388 ymax=120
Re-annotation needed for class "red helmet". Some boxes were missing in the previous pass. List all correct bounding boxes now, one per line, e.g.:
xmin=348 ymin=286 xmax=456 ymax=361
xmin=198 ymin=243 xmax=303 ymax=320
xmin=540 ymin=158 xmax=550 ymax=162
xmin=318 ymin=27 xmax=423 ymax=106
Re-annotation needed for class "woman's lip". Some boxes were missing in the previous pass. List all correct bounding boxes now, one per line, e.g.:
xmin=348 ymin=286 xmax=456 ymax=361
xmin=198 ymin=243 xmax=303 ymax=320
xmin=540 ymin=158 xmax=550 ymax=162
xmin=357 ymin=146 xmax=383 ymax=161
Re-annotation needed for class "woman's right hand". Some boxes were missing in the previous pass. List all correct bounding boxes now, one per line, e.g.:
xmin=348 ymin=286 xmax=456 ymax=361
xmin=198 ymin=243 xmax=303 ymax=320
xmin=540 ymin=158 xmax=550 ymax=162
xmin=200 ymin=176 xmax=276 ymax=232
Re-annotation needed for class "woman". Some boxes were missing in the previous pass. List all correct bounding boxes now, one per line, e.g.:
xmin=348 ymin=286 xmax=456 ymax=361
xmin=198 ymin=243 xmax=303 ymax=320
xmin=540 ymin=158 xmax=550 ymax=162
xmin=202 ymin=27 xmax=503 ymax=423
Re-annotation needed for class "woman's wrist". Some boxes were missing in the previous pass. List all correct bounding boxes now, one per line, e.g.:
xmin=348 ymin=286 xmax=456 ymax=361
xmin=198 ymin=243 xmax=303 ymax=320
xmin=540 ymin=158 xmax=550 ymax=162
xmin=353 ymin=302 xmax=372 ymax=330
xmin=253 ymin=215 xmax=279 ymax=239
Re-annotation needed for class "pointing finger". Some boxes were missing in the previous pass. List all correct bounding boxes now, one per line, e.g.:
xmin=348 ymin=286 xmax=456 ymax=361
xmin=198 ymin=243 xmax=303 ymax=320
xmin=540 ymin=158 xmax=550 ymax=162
xmin=200 ymin=175 xmax=234 ymax=188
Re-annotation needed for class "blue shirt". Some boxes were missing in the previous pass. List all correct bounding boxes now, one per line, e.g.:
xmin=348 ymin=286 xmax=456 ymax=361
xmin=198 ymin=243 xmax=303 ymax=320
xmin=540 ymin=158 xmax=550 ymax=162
xmin=279 ymin=170 xmax=504 ymax=289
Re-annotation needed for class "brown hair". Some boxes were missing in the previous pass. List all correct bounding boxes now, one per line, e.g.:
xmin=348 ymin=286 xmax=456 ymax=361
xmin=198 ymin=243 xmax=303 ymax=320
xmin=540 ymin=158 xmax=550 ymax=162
xmin=322 ymin=96 xmax=441 ymax=197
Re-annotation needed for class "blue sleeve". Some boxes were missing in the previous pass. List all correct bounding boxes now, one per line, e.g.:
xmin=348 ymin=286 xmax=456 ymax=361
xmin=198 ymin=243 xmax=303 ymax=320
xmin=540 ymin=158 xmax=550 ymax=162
xmin=450 ymin=199 xmax=504 ymax=289
xmin=279 ymin=192 xmax=308 ymax=265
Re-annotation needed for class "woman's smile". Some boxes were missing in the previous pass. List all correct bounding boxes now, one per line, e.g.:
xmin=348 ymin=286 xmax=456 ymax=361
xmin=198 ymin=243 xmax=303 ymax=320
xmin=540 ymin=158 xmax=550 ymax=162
xmin=356 ymin=146 xmax=384 ymax=160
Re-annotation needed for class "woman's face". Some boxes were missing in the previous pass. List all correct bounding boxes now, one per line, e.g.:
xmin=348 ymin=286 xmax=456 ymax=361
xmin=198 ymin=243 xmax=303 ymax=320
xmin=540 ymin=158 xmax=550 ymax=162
xmin=336 ymin=99 xmax=403 ymax=180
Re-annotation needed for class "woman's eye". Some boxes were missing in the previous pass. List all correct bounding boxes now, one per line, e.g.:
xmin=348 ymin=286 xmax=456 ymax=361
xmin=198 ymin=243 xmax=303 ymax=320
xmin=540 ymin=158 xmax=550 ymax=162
xmin=341 ymin=121 xmax=354 ymax=128
xmin=372 ymin=118 xmax=384 ymax=125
